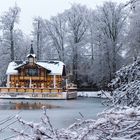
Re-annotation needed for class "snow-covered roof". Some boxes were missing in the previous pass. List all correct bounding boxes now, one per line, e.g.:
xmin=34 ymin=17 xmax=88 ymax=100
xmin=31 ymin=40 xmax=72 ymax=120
xmin=26 ymin=54 xmax=36 ymax=58
xmin=6 ymin=60 xmax=65 ymax=75
xmin=6 ymin=62 xmax=18 ymax=75
xmin=37 ymin=61 xmax=64 ymax=75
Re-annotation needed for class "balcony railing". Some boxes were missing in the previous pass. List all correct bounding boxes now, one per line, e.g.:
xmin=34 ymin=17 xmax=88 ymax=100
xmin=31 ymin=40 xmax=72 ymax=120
xmin=0 ymin=87 xmax=63 ymax=93
xmin=19 ymin=76 xmax=45 ymax=80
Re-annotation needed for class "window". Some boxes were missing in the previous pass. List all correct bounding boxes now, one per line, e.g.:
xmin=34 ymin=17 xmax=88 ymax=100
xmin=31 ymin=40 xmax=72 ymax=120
xmin=28 ymin=69 xmax=38 ymax=76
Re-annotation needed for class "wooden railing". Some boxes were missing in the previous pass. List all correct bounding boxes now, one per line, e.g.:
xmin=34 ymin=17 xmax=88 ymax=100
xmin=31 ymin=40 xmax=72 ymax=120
xmin=19 ymin=76 xmax=45 ymax=80
xmin=0 ymin=87 xmax=63 ymax=93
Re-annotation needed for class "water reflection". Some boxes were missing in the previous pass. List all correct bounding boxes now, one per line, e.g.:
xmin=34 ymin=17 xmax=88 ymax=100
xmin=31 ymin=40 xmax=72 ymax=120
xmin=0 ymin=97 xmax=106 ymax=129
xmin=0 ymin=101 xmax=61 ymax=110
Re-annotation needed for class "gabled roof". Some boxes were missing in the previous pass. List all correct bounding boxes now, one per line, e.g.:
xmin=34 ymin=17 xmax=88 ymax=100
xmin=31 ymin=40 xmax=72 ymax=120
xmin=6 ymin=60 xmax=65 ymax=75
xmin=14 ymin=61 xmax=51 ymax=73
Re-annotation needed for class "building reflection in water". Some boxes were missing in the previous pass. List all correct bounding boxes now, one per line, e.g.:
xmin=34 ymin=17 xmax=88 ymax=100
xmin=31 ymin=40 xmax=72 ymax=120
xmin=0 ymin=101 xmax=60 ymax=110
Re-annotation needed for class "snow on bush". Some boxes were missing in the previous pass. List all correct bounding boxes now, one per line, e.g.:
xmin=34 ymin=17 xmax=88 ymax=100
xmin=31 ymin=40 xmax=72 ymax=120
xmin=108 ymin=60 xmax=140 ymax=106
xmin=8 ymin=107 xmax=140 ymax=140
xmin=109 ymin=60 xmax=140 ymax=89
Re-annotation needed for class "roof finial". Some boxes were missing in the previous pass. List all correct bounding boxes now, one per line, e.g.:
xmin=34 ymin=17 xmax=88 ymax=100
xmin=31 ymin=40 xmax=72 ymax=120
xmin=30 ymin=40 xmax=34 ymax=54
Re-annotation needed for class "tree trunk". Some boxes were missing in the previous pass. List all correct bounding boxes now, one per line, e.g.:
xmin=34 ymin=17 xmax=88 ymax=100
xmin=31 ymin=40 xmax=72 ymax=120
xmin=112 ymin=42 xmax=116 ymax=78
xmin=72 ymin=43 xmax=78 ymax=84
xmin=37 ymin=20 xmax=41 ymax=60
xmin=10 ymin=27 xmax=14 ymax=61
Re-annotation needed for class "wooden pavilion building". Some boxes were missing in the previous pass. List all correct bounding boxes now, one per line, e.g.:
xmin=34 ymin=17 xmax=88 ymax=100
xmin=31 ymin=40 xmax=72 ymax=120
xmin=0 ymin=45 xmax=77 ymax=99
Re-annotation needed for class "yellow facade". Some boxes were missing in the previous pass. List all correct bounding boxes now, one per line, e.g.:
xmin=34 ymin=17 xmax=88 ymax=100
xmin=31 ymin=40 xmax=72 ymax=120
xmin=9 ymin=63 xmax=63 ymax=89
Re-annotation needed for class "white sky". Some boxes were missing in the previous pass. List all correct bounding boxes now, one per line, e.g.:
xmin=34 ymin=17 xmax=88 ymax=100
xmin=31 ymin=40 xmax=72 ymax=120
xmin=0 ymin=0 xmax=128 ymax=35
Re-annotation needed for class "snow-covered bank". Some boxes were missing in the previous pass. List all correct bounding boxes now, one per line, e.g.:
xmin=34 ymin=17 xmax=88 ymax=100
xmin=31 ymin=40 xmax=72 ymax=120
xmin=78 ymin=91 xmax=111 ymax=98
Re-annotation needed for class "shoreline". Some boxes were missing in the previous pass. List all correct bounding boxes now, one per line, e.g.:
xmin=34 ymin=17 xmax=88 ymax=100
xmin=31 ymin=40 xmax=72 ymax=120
xmin=77 ymin=91 xmax=111 ymax=98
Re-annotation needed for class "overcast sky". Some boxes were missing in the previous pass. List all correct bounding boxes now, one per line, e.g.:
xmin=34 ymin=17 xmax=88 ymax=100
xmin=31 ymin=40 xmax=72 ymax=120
xmin=0 ymin=0 xmax=128 ymax=35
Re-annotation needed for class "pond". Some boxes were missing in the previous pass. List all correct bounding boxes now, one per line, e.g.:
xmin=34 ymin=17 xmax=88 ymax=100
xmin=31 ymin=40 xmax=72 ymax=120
xmin=0 ymin=97 xmax=107 ymax=139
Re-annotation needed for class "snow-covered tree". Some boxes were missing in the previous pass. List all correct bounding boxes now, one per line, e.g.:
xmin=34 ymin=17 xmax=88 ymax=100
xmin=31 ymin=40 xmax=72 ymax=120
xmin=14 ymin=30 xmax=30 ymax=60
xmin=45 ymin=14 xmax=67 ymax=62
xmin=5 ymin=107 xmax=140 ymax=140
xmin=126 ymin=1 xmax=140 ymax=62
xmin=95 ymin=2 xmax=127 ymax=81
xmin=109 ymin=59 xmax=140 ymax=107
xmin=63 ymin=4 xmax=89 ymax=84
xmin=32 ymin=17 xmax=46 ymax=60
xmin=0 ymin=5 xmax=24 ymax=85
xmin=0 ymin=5 xmax=21 ymax=61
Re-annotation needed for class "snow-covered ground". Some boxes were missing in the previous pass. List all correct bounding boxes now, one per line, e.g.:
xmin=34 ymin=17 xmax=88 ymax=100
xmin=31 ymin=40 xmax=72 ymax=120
xmin=78 ymin=91 xmax=111 ymax=98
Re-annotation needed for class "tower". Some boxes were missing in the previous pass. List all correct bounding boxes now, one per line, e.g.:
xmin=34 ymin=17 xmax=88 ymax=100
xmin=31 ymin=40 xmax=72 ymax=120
xmin=27 ymin=41 xmax=37 ymax=64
